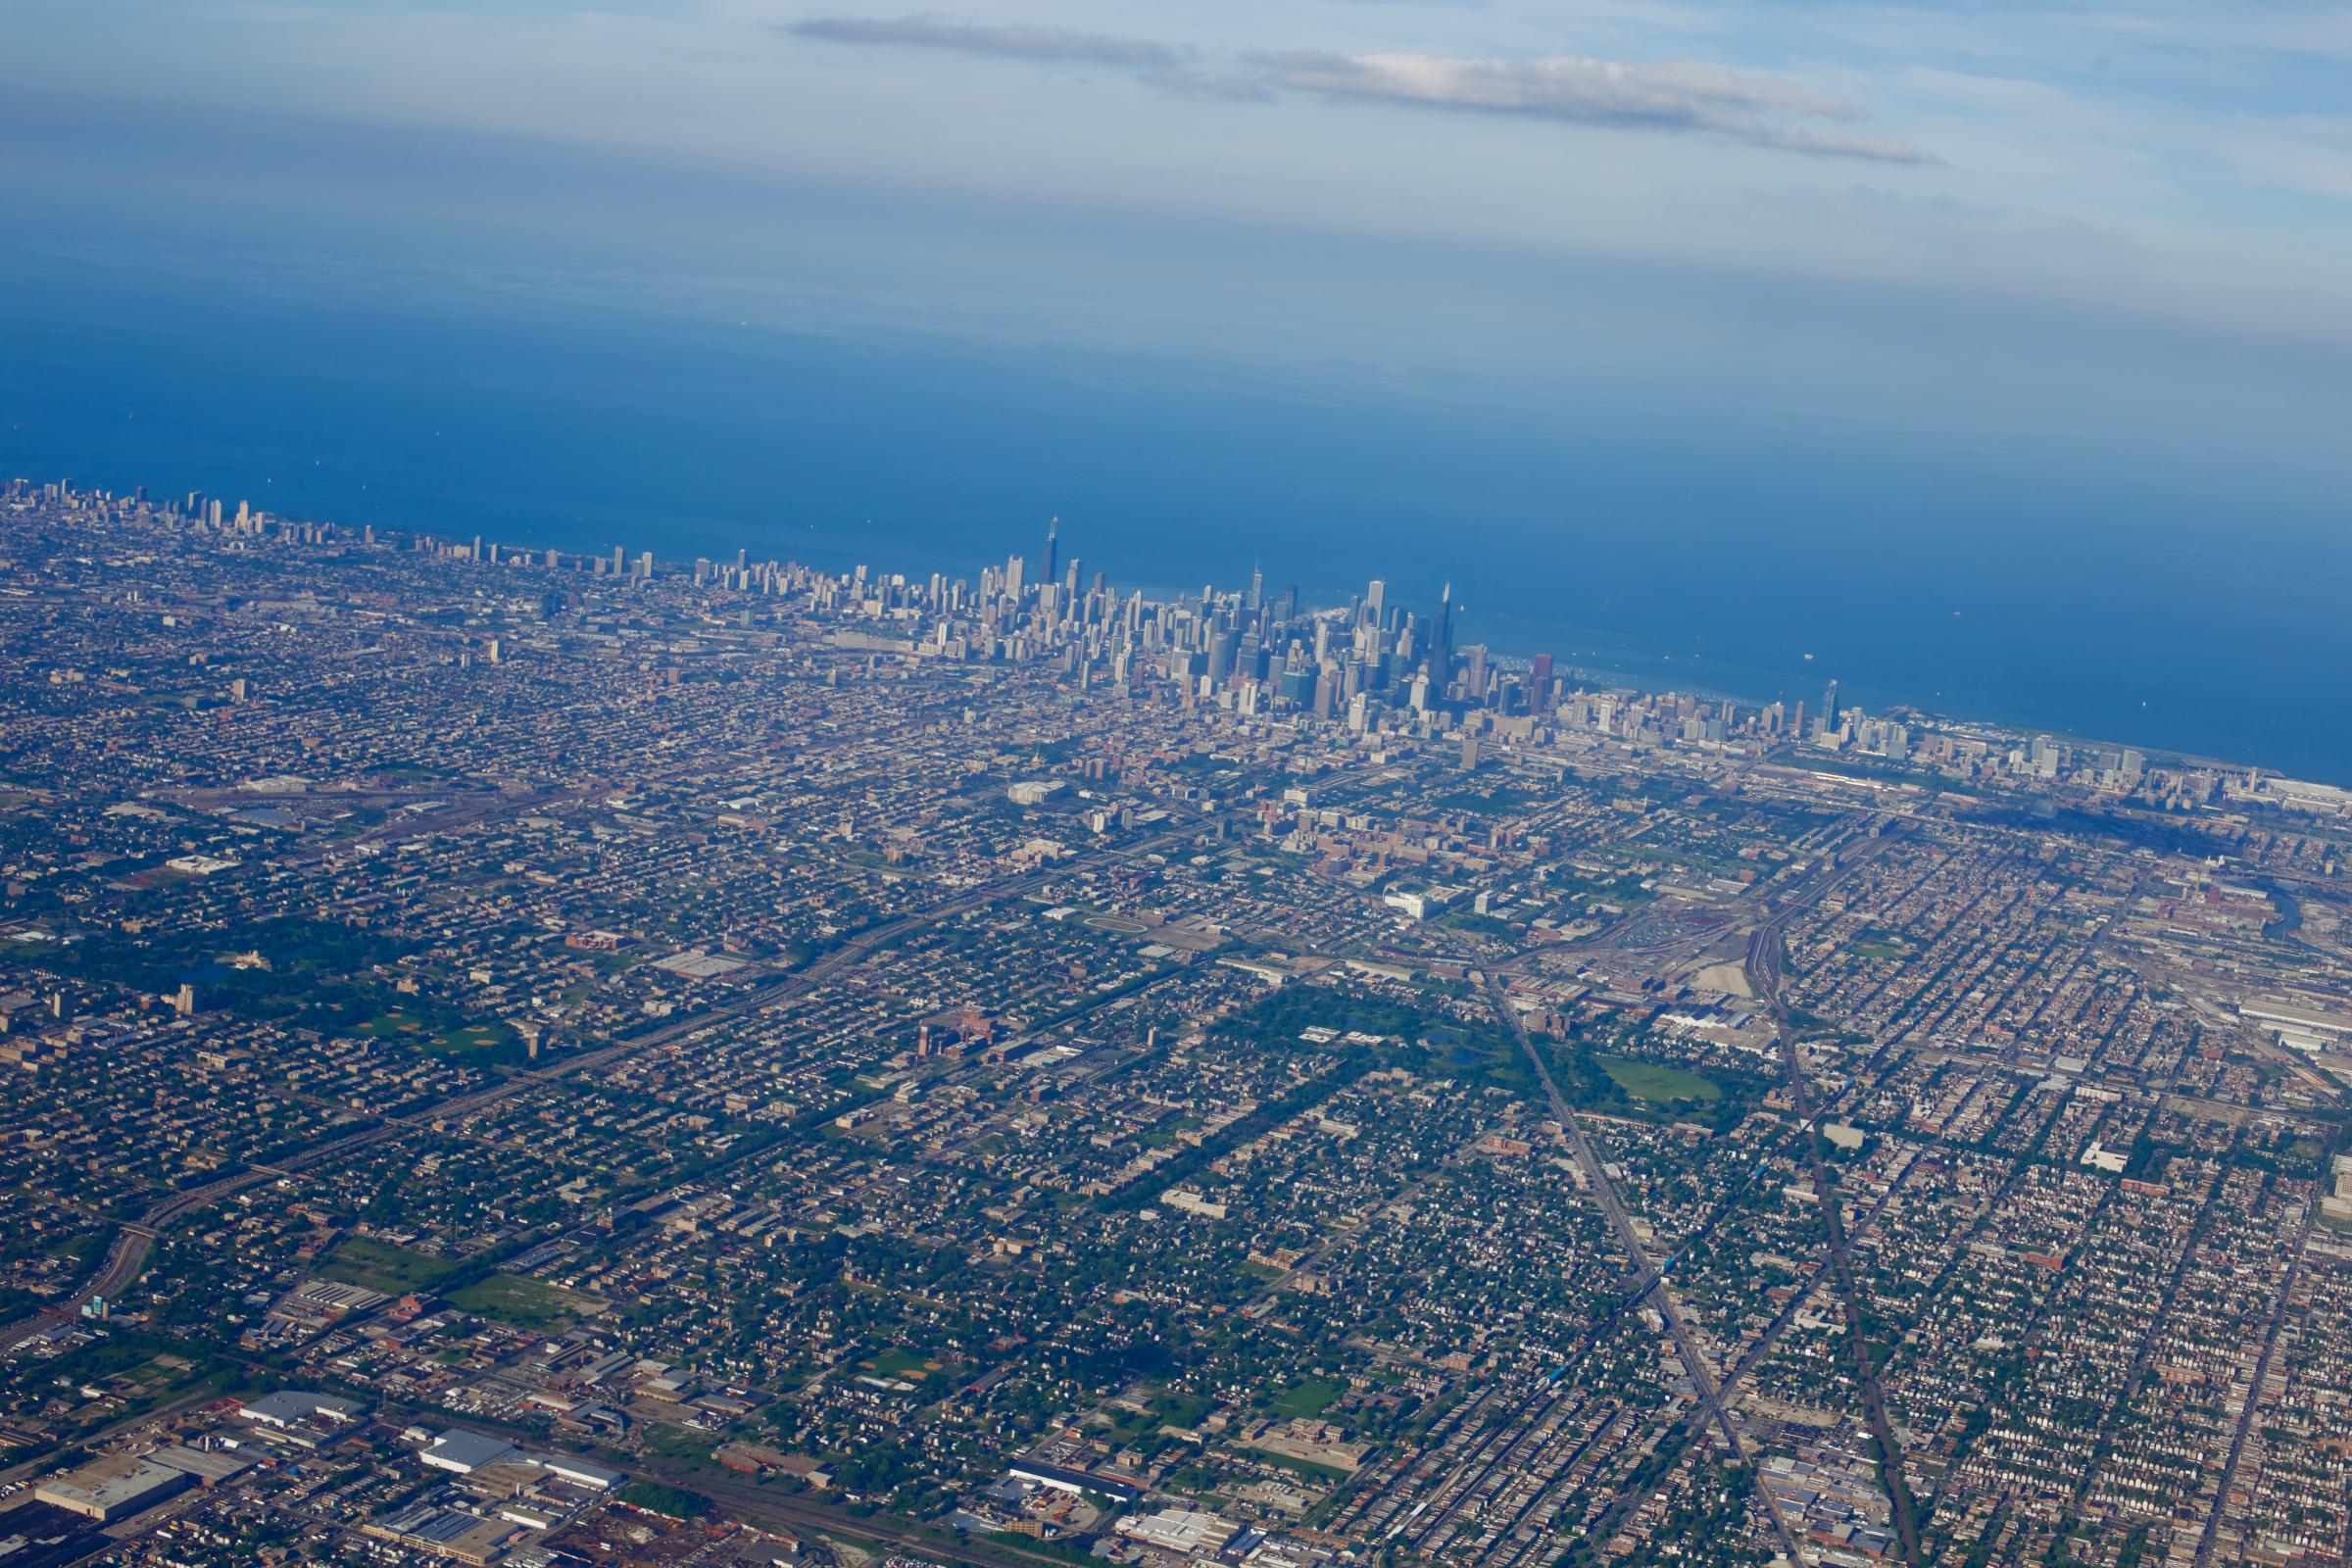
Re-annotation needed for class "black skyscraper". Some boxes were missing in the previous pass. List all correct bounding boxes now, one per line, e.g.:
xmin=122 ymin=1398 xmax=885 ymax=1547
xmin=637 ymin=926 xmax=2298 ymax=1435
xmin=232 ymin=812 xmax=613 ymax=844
xmin=1428 ymin=582 xmax=1454 ymax=688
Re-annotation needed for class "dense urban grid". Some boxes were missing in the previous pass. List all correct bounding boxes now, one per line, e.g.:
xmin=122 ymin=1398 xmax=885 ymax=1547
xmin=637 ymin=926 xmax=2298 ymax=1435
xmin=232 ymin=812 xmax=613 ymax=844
xmin=2 ymin=476 xmax=2349 ymax=1568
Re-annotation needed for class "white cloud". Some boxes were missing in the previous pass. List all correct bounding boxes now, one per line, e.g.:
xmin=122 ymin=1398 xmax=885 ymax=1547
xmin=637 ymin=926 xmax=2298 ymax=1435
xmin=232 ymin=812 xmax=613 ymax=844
xmin=788 ymin=15 xmax=1176 ymax=67
xmin=783 ymin=16 xmax=1934 ymax=162
xmin=1252 ymin=49 xmax=1936 ymax=163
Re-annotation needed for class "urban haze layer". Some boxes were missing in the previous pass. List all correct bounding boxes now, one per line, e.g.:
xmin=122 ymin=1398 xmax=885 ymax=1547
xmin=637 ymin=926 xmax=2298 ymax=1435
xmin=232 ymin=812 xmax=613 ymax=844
xmin=2 ymin=476 xmax=2350 ymax=1568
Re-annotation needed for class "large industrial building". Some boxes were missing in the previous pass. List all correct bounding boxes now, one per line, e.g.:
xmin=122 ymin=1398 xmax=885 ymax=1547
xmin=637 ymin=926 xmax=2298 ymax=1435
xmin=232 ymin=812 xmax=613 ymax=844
xmin=34 ymin=1454 xmax=192 ymax=1523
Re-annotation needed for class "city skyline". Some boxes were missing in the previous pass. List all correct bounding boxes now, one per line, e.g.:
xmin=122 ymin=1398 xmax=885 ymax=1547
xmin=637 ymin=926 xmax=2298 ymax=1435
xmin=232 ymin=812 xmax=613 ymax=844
xmin=18 ymin=469 xmax=2328 ymax=794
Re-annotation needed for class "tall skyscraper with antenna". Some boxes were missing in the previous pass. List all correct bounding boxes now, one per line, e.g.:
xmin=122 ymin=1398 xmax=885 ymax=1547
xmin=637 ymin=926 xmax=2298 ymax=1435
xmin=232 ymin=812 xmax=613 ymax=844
xmin=1429 ymin=582 xmax=1455 ymax=689
xmin=1042 ymin=517 xmax=1058 ymax=594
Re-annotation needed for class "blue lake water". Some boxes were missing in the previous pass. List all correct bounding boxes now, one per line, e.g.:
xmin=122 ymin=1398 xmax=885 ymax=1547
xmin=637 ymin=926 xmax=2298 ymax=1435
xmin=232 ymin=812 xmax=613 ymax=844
xmin=4 ymin=255 xmax=2347 ymax=782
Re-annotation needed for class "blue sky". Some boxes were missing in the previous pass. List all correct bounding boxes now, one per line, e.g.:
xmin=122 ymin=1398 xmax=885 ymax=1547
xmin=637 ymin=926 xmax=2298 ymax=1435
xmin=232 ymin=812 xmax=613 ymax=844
xmin=9 ymin=3 xmax=2350 ymax=321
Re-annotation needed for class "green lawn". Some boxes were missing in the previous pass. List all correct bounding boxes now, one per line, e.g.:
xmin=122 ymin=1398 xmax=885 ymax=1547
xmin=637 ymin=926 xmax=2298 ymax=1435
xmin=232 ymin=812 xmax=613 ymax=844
xmin=1151 ymin=1393 xmax=1214 ymax=1430
xmin=1267 ymin=1378 xmax=1344 ymax=1420
xmin=615 ymin=1479 xmax=711 ymax=1520
xmin=48 ymin=1230 xmax=103 ymax=1264
xmin=863 ymin=1347 xmax=937 ymax=1381
xmin=358 ymin=1011 xmax=523 ymax=1063
xmin=1597 ymin=1056 xmax=1723 ymax=1104
xmin=321 ymin=1237 xmax=465 ymax=1295
xmin=424 ymin=1021 xmax=517 ymax=1054
xmin=1252 ymin=1448 xmax=1352 ymax=1484
xmin=124 ymin=1353 xmax=193 ymax=1393
xmin=446 ymin=1273 xmax=600 ymax=1331
xmin=642 ymin=1422 xmax=717 ymax=1463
